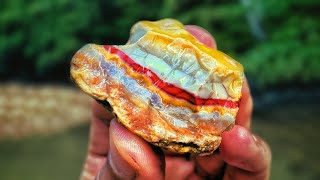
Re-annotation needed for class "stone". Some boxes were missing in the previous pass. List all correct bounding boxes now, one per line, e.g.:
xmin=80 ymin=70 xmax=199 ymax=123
xmin=70 ymin=19 xmax=244 ymax=155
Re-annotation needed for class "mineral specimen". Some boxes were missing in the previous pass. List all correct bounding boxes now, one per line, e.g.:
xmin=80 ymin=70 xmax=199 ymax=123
xmin=70 ymin=19 xmax=244 ymax=155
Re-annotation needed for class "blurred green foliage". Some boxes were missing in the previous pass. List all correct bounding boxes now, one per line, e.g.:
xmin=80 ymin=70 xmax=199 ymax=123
xmin=0 ymin=0 xmax=100 ymax=79
xmin=240 ymin=0 xmax=320 ymax=86
xmin=0 ymin=0 xmax=319 ymax=86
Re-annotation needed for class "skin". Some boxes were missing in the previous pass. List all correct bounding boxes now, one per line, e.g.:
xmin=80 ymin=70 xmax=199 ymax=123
xmin=80 ymin=25 xmax=272 ymax=180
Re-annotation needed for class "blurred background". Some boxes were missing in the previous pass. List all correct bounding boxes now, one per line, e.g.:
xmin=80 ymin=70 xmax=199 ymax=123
xmin=0 ymin=0 xmax=319 ymax=179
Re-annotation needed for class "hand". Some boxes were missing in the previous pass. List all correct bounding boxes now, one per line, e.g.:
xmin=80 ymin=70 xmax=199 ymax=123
xmin=80 ymin=25 xmax=271 ymax=180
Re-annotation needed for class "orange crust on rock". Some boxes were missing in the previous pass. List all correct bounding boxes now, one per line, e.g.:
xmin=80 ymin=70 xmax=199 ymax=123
xmin=103 ymin=81 xmax=226 ymax=155
xmin=70 ymin=19 xmax=244 ymax=155
xmin=71 ymin=45 xmax=234 ymax=154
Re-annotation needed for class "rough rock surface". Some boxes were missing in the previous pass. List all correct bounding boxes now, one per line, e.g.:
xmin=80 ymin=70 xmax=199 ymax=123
xmin=70 ymin=19 xmax=244 ymax=155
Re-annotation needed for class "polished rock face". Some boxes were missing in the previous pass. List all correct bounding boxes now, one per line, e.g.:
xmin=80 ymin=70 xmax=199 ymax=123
xmin=70 ymin=19 xmax=244 ymax=155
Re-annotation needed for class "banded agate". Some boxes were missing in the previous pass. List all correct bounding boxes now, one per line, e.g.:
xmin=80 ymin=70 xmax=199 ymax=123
xmin=70 ymin=19 xmax=244 ymax=155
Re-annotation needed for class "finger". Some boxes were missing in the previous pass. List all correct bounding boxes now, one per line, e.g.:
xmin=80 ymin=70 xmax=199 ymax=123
xmin=220 ymin=125 xmax=271 ymax=180
xmin=88 ymin=101 xmax=113 ymax=156
xmin=185 ymin=25 xmax=217 ymax=49
xmin=235 ymin=77 xmax=253 ymax=129
xmin=194 ymin=152 xmax=225 ymax=178
xmin=81 ymin=101 xmax=111 ymax=180
xmin=165 ymin=156 xmax=195 ymax=180
xmin=97 ymin=119 xmax=165 ymax=179
xmin=86 ymin=101 xmax=115 ymax=161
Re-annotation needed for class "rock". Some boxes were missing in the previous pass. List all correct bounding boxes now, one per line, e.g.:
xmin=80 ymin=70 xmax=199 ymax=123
xmin=70 ymin=19 xmax=244 ymax=155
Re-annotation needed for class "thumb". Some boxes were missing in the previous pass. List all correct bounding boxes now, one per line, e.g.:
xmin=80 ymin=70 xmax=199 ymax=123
xmin=97 ymin=119 xmax=165 ymax=180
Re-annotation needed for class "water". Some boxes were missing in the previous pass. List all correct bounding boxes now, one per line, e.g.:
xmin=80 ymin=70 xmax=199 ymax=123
xmin=0 ymin=126 xmax=89 ymax=180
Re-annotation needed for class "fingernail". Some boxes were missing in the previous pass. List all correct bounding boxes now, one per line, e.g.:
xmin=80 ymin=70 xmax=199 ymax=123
xmin=252 ymin=134 xmax=257 ymax=142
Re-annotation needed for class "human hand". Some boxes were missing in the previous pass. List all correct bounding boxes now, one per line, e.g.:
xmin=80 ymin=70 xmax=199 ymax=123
xmin=80 ymin=25 xmax=271 ymax=180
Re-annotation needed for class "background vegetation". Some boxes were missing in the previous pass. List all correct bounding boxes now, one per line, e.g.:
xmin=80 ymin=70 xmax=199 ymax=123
xmin=1 ymin=1 xmax=319 ymax=180
xmin=1 ymin=0 xmax=319 ymax=87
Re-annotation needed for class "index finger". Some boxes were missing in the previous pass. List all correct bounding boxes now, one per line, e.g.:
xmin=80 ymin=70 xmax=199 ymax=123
xmin=89 ymin=101 xmax=115 ymax=155
xmin=80 ymin=101 xmax=114 ymax=180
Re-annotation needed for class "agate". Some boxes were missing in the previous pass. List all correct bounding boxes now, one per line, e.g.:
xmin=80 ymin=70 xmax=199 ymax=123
xmin=70 ymin=19 xmax=244 ymax=155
